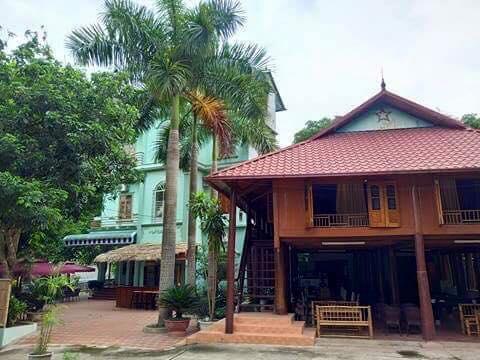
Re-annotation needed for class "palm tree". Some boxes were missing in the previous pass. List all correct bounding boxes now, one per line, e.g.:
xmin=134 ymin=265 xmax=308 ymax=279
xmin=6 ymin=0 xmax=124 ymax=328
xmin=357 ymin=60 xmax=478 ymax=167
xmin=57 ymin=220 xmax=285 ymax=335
xmin=67 ymin=0 xmax=272 ymax=325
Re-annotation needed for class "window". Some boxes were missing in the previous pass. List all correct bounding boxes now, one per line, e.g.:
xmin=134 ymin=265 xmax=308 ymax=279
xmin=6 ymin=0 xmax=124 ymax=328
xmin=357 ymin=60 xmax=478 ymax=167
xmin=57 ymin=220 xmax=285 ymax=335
xmin=367 ymin=182 xmax=400 ymax=227
xmin=154 ymin=182 xmax=165 ymax=221
xmin=370 ymin=185 xmax=381 ymax=210
xmin=119 ymin=194 xmax=132 ymax=220
xmin=386 ymin=185 xmax=397 ymax=210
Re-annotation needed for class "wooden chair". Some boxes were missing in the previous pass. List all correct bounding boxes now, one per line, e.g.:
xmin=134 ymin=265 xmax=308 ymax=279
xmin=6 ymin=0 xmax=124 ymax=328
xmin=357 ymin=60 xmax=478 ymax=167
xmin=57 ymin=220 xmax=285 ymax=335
xmin=311 ymin=300 xmax=358 ymax=330
xmin=465 ymin=309 xmax=480 ymax=337
xmin=458 ymin=304 xmax=480 ymax=335
xmin=384 ymin=305 xmax=401 ymax=334
xmin=402 ymin=306 xmax=421 ymax=334
xmin=315 ymin=305 xmax=373 ymax=338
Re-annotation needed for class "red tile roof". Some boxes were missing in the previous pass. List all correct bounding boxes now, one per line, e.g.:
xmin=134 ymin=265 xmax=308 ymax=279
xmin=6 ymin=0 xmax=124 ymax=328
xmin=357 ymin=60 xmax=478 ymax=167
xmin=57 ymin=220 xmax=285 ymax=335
xmin=209 ymin=127 xmax=480 ymax=180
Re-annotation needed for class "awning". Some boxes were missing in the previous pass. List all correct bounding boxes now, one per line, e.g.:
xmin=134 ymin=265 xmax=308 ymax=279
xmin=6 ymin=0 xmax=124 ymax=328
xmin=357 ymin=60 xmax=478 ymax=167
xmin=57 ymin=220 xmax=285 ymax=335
xmin=94 ymin=243 xmax=187 ymax=263
xmin=64 ymin=231 xmax=136 ymax=247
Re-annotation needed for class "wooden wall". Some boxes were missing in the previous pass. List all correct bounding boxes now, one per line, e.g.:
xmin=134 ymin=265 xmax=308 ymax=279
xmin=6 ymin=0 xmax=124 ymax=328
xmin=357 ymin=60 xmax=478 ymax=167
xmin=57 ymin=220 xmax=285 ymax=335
xmin=273 ymin=173 xmax=480 ymax=242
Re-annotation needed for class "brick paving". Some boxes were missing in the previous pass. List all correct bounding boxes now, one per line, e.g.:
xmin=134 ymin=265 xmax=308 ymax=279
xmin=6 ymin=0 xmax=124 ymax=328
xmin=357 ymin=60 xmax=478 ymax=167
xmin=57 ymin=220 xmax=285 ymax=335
xmin=15 ymin=299 xmax=195 ymax=350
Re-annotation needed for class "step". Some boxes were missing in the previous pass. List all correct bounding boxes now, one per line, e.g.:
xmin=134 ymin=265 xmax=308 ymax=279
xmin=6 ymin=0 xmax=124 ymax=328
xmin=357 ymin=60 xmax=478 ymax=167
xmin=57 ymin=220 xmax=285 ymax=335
xmin=234 ymin=321 xmax=305 ymax=335
xmin=234 ymin=313 xmax=295 ymax=325
xmin=188 ymin=328 xmax=315 ymax=346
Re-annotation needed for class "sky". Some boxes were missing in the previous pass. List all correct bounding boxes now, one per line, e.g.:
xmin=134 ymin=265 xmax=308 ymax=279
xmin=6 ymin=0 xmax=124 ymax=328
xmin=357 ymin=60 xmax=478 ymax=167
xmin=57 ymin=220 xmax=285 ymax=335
xmin=1 ymin=0 xmax=479 ymax=146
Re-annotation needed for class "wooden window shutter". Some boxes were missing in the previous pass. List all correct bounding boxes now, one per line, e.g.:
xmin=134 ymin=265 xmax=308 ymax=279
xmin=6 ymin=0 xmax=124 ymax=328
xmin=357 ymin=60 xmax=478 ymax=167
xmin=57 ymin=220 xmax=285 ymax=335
xmin=385 ymin=183 xmax=401 ymax=227
xmin=367 ymin=183 xmax=386 ymax=227
xmin=434 ymin=179 xmax=444 ymax=225
xmin=119 ymin=194 xmax=132 ymax=219
xmin=305 ymin=182 xmax=313 ymax=227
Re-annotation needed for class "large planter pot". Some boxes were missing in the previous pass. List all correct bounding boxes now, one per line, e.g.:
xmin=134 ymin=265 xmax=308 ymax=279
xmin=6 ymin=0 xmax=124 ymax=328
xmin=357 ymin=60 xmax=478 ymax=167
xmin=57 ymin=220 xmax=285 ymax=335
xmin=198 ymin=319 xmax=215 ymax=330
xmin=27 ymin=352 xmax=53 ymax=360
xmin=164 ymin=318 xmax=190 ymax=336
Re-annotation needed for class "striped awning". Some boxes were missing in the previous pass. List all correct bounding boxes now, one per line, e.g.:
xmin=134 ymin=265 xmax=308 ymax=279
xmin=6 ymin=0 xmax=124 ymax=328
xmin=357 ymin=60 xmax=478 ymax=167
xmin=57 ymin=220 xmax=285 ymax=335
xmin=63 ymin=231 xmax=136 ymax=247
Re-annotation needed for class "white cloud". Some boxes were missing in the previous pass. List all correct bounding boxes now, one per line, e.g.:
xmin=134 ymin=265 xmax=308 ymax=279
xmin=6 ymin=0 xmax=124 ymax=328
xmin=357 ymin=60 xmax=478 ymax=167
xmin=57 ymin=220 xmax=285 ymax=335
xmin=1 ymin=0 xmax=478 ymax=145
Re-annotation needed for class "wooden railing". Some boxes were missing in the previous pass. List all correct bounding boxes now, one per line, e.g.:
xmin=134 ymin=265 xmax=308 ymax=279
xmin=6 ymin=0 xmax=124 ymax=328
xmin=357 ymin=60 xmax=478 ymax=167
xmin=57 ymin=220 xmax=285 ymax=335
xmin=443 ymin=210 xmax=480 ymax=225
xmin=313 ymin=213 xmax=369 ymax=227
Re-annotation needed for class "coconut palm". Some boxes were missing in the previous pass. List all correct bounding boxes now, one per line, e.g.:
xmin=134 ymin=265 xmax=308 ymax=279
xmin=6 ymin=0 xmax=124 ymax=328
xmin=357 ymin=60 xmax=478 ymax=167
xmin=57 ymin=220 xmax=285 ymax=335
xmin=67 ymin=0 xmax=272 ymax=325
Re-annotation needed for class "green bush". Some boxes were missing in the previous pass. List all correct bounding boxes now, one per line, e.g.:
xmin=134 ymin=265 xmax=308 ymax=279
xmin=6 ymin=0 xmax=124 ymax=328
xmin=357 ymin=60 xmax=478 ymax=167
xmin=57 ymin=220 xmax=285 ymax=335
xmin=7 ymin=295 xmax=28 ymax=327
xmin=159 ymin=285 xmax=199 ymax=320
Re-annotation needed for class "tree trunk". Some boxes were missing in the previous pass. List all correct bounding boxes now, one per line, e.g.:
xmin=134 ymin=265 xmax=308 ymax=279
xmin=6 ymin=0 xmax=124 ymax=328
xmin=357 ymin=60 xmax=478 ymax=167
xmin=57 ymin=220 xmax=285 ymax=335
xmin=157 ymin=95 xmax=181 ymax=326
xmin=0 ymin=228 xmax=21 ymax=280
xmin=186 ymin=114 xmax=198 ymax=286
xmin=207 ymin=134 xmax=219 ymax=319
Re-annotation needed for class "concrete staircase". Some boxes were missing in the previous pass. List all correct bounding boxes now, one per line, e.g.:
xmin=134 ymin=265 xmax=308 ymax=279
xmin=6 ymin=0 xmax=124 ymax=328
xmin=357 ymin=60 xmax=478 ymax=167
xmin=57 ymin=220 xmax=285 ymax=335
xmin=187 ymin=313 xmax=315 ymax=346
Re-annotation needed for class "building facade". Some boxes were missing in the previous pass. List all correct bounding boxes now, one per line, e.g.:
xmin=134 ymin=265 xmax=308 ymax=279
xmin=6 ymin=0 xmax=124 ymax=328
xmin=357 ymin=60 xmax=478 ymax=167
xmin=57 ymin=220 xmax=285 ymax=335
xmin=207 ymin=83 xmax=480 ymax=343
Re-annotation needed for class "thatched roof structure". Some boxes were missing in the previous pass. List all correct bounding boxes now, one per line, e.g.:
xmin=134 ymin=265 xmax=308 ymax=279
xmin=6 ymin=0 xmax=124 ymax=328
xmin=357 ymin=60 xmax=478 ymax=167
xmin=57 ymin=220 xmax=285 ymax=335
xmin=94 ymin=243 xmax=187 ymax=263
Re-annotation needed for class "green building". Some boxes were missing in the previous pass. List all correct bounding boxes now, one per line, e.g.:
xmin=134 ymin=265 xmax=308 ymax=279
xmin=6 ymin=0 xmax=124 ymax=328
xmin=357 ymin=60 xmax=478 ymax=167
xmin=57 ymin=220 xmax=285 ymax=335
xmin=64 ymin=75 xmax=285 ymax=288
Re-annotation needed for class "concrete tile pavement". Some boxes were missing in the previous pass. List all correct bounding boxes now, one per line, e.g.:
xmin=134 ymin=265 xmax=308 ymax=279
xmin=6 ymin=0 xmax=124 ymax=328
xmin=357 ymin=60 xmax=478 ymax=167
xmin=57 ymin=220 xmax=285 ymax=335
xmin=10 ymin=299 xmax=194 ymax=351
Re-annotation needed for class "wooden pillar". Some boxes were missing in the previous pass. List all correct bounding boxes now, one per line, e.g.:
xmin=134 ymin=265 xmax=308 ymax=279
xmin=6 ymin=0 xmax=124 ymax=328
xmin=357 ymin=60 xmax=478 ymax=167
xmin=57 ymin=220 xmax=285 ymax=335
xmin=225 ymin=190 xmax=237 ymax=334
xmin=412 ymin=184 xmax=436 ymax=340
xmin=273 ymin=188 xmax=287 ymax=314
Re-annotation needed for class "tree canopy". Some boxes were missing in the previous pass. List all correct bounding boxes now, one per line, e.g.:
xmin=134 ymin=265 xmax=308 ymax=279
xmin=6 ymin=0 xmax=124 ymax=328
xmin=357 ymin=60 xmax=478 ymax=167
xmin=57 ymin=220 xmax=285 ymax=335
xmin=293 ymin=117 xmax=332 ymax=143
xmin=0 ymin=31 xmax=143 ymax=275
xmin=462 ymin=113 xmax=480 ymax=129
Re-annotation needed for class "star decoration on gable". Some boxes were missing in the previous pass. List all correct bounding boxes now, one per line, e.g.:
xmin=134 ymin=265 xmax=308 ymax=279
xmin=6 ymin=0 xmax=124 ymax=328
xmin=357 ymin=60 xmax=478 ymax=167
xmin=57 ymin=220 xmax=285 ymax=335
xmin=376 ymin=108 xmax=392 ymax=123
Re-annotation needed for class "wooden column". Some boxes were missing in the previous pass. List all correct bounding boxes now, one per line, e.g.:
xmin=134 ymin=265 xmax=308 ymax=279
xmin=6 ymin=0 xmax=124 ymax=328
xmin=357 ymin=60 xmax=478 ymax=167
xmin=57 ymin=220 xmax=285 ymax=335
xmin=411 ymin=184 xmax=436 ymax=340
xmin=273 ymin=188 xmax=287 ymax=314
xmin=225 ymin=190 xmax=237 ymax=334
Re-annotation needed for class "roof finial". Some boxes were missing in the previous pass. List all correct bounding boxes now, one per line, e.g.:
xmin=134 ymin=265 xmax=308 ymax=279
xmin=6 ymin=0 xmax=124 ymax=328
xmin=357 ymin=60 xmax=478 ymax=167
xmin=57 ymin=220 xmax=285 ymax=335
xmin=381 ymin=67 xmax=386 ymax=91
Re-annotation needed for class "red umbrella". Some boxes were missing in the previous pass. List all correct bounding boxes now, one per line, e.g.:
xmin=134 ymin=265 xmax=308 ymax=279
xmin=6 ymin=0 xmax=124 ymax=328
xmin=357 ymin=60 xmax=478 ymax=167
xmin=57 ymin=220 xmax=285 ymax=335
xmin=0 ymin=260 xmax=94 ymax=277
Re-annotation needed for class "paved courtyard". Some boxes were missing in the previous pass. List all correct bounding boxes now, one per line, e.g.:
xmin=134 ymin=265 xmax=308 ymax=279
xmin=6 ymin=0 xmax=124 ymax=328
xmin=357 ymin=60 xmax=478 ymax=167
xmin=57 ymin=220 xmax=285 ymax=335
xmin=9 ymin=299 xmax=193 ymax=351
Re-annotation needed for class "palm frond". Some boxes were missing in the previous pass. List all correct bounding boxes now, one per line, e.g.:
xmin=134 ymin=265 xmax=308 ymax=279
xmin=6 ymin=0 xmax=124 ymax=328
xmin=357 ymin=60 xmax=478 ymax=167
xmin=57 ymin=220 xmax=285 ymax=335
xmin=206 ymin=0 xmax=245 ymax=39
xmin=67 ymin=0 xmax=164 ymax=79
xmin=147 ymin=55 xmax=192 ymax=100
xmin=188 ymin=91 xmax=232 ymax=156
xmin=231 ymin=116 xmax=278 ymax=155
xmin=154 ymin=0 xmax=186 ymax=43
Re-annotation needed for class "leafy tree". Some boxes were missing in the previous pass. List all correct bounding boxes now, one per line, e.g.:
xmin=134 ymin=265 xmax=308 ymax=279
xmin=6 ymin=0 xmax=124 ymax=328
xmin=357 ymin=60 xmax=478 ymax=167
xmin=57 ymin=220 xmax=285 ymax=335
xmin=0 ymin=31 xmax=142 ymax=278
xmin=68 ymin=0 xmax=272 ymax=325
xmin=462 ymin=113 xmax=480 ymax=129
xmin=293 ymin=117 xmax=332 ymax=143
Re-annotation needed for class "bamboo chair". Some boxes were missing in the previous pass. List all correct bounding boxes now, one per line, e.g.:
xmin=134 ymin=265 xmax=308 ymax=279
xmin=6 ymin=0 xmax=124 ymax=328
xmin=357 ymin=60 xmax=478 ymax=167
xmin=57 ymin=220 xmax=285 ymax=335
xmin=459 ymin=304 xmax=480 ymax=335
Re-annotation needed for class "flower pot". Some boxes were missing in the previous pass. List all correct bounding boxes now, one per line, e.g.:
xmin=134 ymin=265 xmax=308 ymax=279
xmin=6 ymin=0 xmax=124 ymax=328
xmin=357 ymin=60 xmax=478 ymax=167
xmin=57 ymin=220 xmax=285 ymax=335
xmin=198 ymin=319 xmax=215 ymax=330
xmin=27 ymin=352 xmax=53 ymax=359
xmin=164 ymin=318 xmax=190 ymax=336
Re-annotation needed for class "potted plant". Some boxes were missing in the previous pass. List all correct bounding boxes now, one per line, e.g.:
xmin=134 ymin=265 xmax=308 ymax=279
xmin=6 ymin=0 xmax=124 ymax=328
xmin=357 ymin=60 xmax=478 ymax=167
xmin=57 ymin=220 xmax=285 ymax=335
xmin=28 ymin=306 xmax=60 ymax=359
xmin=159 ymin=285 xmax=198 ymax=336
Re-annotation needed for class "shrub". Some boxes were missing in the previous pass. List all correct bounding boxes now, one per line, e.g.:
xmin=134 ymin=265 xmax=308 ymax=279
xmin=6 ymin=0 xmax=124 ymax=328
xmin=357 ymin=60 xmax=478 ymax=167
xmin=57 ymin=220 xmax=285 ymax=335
xmin=159 ymin=285 xmax=199 ymax=320
xmin=7 ymin=295 xmax=28 ymax=327
xmin=33 ymin=306 xmax=61 ymax=355
xmin=16 ymin=292 xmax=45 ymax=312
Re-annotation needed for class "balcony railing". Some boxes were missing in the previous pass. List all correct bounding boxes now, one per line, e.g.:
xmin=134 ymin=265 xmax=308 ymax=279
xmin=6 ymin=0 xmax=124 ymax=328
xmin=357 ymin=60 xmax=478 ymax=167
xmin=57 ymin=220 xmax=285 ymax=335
xmin=313 ymin=213 xmax=369 ymax=228
xmin=97 ymin=214 xmax=139 ymax=227
xmin=443 ymin=210 xmax=480 ymax=225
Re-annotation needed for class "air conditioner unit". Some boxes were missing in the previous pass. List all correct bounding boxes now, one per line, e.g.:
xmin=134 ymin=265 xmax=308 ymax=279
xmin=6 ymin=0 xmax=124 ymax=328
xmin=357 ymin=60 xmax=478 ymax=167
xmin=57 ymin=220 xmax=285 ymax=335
xmin=119 ymin=184 xmax=129 ymax=192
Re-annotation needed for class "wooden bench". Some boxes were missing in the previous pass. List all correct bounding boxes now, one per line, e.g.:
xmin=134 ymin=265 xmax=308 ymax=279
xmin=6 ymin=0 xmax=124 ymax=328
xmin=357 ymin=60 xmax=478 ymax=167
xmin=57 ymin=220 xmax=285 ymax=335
xmin=311 ymin=300 xmax=358 ymax=327
xmin=459 ymin=304 xmax=480 ymax=336
xmin=315 ymin=305 xmax=373 ymax=338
